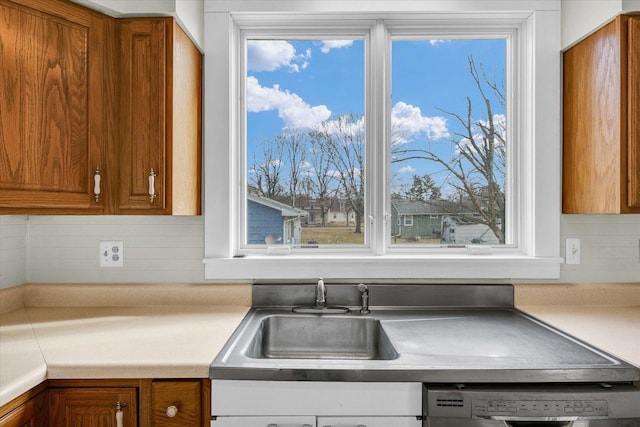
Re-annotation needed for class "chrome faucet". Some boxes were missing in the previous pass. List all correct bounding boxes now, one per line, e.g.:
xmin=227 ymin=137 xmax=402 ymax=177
xmin=358 ymin=283 xmax=370 ymax=314
xmin=315 ymin=277 xmax=327 ymax=308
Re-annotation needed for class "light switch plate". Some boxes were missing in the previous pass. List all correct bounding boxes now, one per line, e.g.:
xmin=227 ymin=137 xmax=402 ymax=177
xmin=565 ymin=238 xmax=580 ymax=264
xmin=100 ymin=241 xmax=124 ymax=267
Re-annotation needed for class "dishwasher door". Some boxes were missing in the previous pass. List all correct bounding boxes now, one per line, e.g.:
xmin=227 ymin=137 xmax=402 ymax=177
xmin=424 ymin=385 xmax=640 ymax=427
xmin=425 ymin=418 xmax=640 ymax=426
xmin=425 ymin=417 xmax=640 ymax=427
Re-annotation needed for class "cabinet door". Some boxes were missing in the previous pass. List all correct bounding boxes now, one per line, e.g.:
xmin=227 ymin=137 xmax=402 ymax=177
xmin=118 ymin=18 xmax=167 ymax=213
xmin=0 ymin=0 xmax=107 ymax=212
xmin=151 ymin=380 xmax=202 ymax=426
xmin=212 ymin=417 xmax=315 ymax=427
xmin=628 ymin=16 xmax=640 ymax=208
xmin=0 ymin=390 xmax=48 ymax=427
xmin=49 ymin=387 xmax=137 ymax=427
xmin=318 ymin=417 xmax=422 ymax=427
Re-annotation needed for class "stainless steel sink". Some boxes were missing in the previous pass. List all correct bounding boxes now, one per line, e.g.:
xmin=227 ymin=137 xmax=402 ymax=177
xmin=245 ymin=315 xmax=398 ymax=360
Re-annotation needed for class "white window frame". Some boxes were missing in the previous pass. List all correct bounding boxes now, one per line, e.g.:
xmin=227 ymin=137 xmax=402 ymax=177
xmin=203 ymin=1 xmax=562 ymax=281
xmin=404 ymin=215 xmax=414 ymax=227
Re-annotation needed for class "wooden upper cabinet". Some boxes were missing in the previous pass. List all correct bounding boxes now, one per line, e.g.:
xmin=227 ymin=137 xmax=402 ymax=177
xmin=0 ymin=0 xmax=110 ymax=213
xmin=628 ymin=17 xmax=640 ymax=208
xmin=563 ymin=14 xmax=640 ymax=214
xmin=117 ymin=18 xmax=202 ymax=215
xmin=0 ymin=0 xmax=201 ymax=215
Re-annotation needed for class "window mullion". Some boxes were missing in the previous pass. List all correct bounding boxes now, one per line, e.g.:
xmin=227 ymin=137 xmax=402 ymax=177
xmin=367 ymin=20 xmax=390 ymax=255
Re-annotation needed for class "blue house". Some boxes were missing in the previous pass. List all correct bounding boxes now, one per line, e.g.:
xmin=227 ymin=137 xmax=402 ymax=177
xmin=247 ymin=194 xmax=309 ymax=245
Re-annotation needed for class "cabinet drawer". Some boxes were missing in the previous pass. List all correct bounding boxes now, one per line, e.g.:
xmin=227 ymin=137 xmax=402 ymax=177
xmin=212 ymin=381 xmax=422 ymax=416
xmin=318 ymin=417 xmax=422 ymax=427
xmin=212 ymin=416 xmax=315 ymax=427
xmin=151 ymin=380 xmax=202 ymax=426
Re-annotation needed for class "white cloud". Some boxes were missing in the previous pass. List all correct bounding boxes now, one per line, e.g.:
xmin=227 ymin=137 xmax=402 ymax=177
xmin=319 ymin=40 xmax=354 ymax=53
xmin=398 ymin=165 xmax=416 ymax=174
xmin=429 ymin=40 xmax=449 ymax=46
xmin=322 ymin=114 xmax=365 ymax=139
xmin=391 ymin=101 xmax=449 ymax=143
xmin=246 ymin=76 xmax=332 ymax=129
xmin=247 ymin=40 xmax=311 ymax=72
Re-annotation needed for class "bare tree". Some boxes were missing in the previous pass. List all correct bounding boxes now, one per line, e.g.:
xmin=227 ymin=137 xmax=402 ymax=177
xmin=250 ymin=137 xmax=285 ymax=200
xmin=279 ymin=132 xmax=307 ymax=208
xmin=392 ymin=56 xmax=506 ymax=243
xmin=307 ymin=130 xmax=340 ymax=226
xmin=316 ymin=114 xmax=365 ymax=234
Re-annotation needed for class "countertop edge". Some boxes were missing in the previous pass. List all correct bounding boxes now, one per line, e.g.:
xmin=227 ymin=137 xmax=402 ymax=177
xmin=0 ymin=304 xmax=250 ymax=408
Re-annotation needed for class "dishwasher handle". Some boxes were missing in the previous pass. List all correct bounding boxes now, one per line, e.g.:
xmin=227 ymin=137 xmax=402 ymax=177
xmin=481 ymin=415 xmax=604 ymax=422
xmin=505 ymin=422 xmax=572 ymax=427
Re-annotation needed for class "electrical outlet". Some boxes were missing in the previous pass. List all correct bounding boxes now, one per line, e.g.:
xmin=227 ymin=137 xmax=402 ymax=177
xmin=565 ymin=238 xmax=581 ymax=264
xmin=100 ymin=241 xmax=124 ymax=267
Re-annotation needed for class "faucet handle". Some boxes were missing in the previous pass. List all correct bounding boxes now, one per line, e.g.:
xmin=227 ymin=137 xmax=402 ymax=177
xmin=357 ymin=283 xmax=370 ymax=314
xmin=316 ymin=277 xmax=327 ymax=307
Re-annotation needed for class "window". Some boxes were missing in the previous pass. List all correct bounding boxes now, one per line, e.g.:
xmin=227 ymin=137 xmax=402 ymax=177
xmin=390 ymin=38 xmax=507 ymax=247
xmin=203 ymin=2 xmax=562 ymax=280
xmin=245 ymin=38 xmax=365 ymax=247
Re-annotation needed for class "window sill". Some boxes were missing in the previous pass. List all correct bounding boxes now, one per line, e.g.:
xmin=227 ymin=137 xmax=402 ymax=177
xmin=203 ymin=254 xmax=562 ymax=281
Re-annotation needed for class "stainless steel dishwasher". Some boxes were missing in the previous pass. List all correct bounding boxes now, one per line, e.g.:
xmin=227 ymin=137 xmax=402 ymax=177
xmin=424 ymin=384 xmax=640 ymax=426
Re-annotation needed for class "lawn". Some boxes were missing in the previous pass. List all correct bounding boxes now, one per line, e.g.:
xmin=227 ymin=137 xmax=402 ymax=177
xmin=301 ymin=226 xmax=364 ymax=245
xmin=301 ymin=226 xmax=442 ymax=245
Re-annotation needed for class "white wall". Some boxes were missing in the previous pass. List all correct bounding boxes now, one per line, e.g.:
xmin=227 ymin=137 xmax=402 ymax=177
xmin=0 ymin=214 xmax=636 ymax=286
xmin=561 ymin=0 xmax=640 ymax=48
xmin=24 ymin=216 xmax=205 ymax=284
xmin=0 ymin=216 xmax=27 ymax=289
xmin=559 ymin=215 xmax=640 ymax=283
xmin=175 ymin=0 xmax=204 ymax=52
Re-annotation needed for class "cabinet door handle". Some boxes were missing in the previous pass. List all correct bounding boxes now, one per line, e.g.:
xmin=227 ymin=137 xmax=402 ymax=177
xmin=166 ymin=405 xmax=178 ymax=417
xmin=115 ymin=401 xmax=127 ymax=427
xmin=149 ymin=168 xmax=157 ymax=202
xmin=94 ymin=168 xmax=101 ymax=202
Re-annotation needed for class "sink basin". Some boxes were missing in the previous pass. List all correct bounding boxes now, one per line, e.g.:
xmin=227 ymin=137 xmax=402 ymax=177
xmin=245 ymin=315 xmax=398 ymax=360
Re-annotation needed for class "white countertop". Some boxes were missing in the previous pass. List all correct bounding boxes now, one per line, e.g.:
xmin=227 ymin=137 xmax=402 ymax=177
xmin=0 ymin=305 xmax=249 ymax=407
xmin=0 ymin=283 xmax=251 ymax=407
xmin=2 ymin=283 xmax=639 ymax=408
xmin=514 ymin=283 xmax=640 ymax=369
xmin=517 ymin=305 xmax=640 ymax=368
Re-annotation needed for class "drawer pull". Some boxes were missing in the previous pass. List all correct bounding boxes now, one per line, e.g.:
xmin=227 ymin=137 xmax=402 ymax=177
xmin=115 ymin=401 xmax=127 ymax=427
xmin=166 ymin=405 xmax=178 ymax=417
xmin=94 ymin=168 xmax=101 ymax=202
xmin=149 ymin=168 xmax=157 ymax=202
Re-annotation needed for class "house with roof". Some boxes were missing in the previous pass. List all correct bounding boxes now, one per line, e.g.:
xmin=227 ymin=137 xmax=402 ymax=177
xmin=391 ymin=199 xmax=501 ymax=244
xmin=390 ymin=200 xmax=445 ymax=242
xmin=247 ymin=194 xmax=309 ymax=245
xmin=297 ymin=197 xmax=358 ymax=226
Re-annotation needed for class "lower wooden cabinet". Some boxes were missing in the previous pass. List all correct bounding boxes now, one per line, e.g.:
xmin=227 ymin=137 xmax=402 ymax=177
xmin=151 ymin=380 xmax=204 ymax=426
xmin=0 ymin=384 xmax=48 ymax=427
xmin=0 ymin=379 xmax=210 ymax=427
xmin=49 ymin=387 xmax=137 ymax=427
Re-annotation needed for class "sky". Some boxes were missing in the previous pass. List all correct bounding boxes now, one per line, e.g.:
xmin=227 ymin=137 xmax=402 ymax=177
xmin=246 ymin=37 xmax=506 ymax=196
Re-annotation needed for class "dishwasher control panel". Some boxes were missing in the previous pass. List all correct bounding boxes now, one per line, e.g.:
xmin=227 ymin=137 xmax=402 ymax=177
xmin=424 ymin=385 xmax=640 ymax=420
xmin=472 ymin=399 xmax=608 ymax=418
